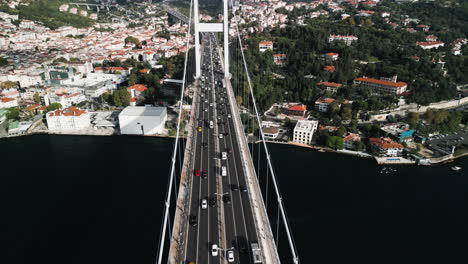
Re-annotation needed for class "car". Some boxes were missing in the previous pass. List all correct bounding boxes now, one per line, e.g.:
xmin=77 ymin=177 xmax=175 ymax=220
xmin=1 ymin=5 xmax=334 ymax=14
xmin=223 ymin=195 xmax=231 ymax=204
xmin=202 ymin=171 xmax=207 ymax=179
xmin=202 ymin=142 xmax=208 ymax=147
xmin=211 ymin=244 xmax=219 ymax=256
xmin=189 ymin=214 xmax=197 ymax=226
xmin=219 ymin=134 xmax=223 ymax=139
xmin=194 ymin=169 xmax=201 ymax=177
xmin=227 ymin=250 xmax=234 ymax=262
xmin=198 ymin=127 xmax=202 ymax=132
xmin=201 ymin=198 xmax=208 ymax=209
xmin=209 ymin=197 xmax=217 ymax=207
xmin=231 ymin=184 xmax=239 ymax=191
xmin=240 ymin=186 xmax=247 ymax=193
xmin=225 ymin=148 xmax=232 ymax=153
xmin=228 ymin=114 xmax=231 ymax=118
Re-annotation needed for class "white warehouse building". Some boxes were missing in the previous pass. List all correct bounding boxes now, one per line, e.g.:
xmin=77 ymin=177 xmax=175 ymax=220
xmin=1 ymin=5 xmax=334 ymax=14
xmin=293 ymin=120 xmax=318 ymax=145
xmin=118 ymin=106 xmax=167 ymax=135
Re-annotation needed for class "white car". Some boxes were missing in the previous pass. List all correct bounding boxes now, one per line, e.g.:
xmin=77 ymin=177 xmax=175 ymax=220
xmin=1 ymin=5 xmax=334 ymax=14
xmin=227 ymin=250 xmax=234 ymax=262
xmin=201 ymin=199 xmax=208 ymax=209
xmin=211 ymin=244 xmax=219 ymax=256
xmin=219 ymin=134 xmax=223 ymax=139
xmin=228 ymin=114 xmax=231 ymax=118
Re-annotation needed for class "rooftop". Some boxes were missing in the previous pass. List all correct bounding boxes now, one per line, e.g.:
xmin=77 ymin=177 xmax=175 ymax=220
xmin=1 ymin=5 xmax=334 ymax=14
xmin=119 ymin=106 xmax=166 ymax=117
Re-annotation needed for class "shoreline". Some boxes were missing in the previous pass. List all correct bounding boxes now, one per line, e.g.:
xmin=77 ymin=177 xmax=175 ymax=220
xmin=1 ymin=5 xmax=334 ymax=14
xmin=1 ymin=132 xmax=466 ymax=166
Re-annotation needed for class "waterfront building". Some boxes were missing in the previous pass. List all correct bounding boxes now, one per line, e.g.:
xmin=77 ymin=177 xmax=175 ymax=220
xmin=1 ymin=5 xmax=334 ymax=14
xmin=46 ymin=107 xmax=91 ymax=131
xmin=343 ymin=133 xmax=361 ymax=150
xmin=0 ymin=97 xmax=18 ymax=108
xmin=293 ymin=120 xmax=318 ymax=145
xmin=263 ymin=127 xmax=280 ymax=140
xmin=369 ymin=137 xmax=404 ymax=157
xmin=118 ymin=106 xmax=167 ymax=135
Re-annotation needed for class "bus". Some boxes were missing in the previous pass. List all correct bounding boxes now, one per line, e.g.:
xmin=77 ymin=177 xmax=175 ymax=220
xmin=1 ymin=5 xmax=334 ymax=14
xmin=251 ymin=242 xmax=262 ymax=263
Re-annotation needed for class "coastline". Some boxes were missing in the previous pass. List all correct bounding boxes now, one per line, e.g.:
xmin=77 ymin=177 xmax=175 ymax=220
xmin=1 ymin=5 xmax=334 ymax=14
xmin=1 ymin=131 xmax=465 ymax=166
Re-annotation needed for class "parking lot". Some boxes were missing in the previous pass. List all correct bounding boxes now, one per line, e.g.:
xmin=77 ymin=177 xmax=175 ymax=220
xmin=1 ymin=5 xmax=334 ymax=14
xmin=426 ymin=128 xmax=468 ymax=153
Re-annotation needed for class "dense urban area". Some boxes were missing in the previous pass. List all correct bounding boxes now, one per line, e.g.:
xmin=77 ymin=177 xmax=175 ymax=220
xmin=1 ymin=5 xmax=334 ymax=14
xmin=0 ymin=0 xmax=467 ymax=166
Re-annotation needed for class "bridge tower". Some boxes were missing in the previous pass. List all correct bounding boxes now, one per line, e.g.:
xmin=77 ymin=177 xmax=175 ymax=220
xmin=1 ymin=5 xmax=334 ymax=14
xmin=194 ymin=0 xmax=229 ymax=78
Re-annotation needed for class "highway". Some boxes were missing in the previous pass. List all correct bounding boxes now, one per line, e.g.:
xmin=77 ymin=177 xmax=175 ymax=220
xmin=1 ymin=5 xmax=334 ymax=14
xmin=182 ymin=33 xmax=259 ymax=264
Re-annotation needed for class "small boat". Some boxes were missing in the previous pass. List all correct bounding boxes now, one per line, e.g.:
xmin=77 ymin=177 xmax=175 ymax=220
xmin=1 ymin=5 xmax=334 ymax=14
xmin=451 ymin=166 xmax=462 ymax=171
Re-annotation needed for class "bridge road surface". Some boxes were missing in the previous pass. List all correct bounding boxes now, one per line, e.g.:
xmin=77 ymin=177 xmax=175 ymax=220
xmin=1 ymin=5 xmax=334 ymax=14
xmin=182 ymin=33 xmax=259 ymax=263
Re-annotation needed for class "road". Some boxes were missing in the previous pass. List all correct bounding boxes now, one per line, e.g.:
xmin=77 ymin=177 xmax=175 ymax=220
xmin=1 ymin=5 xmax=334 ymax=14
xmin=182 ymin=33 xmax=259 ymax=264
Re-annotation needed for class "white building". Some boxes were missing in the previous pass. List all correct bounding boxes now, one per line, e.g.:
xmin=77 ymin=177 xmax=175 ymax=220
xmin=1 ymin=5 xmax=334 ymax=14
xmin=369 ymin=137 xmax=404 ymax=157
xmin=118 ymin=106 xmax=167 ymax=135
xmin=263 ymin=127 xmax=280 ymax=140
xmin=259 ymin=41 xmax=273 ymax=52
xmin=328 ymin=35 xmax=358 ymax=46
xmin=46 ymin=107 xmax=91 ymax=131
xmin=0 ymin=97 xmax=18 ymax=108
xmin=293 ymin=120 xmax=318 ymax=145
xmin=45 ymin=92 xmax=86 ymax=107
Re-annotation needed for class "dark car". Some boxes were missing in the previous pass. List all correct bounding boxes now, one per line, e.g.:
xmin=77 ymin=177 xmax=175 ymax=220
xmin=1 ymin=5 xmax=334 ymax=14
xmin=209 ymin=197 xmax=217 ymax=207
xmin=240 ymin=186 xmax=247 ymax=193
xmin=202 ymin=171 xmax=207 ymax=179
xmin=189 ymin=215 xmax=197 ymax=226
xmin=223 ymin=195 xmax=231 ymax=204
xmin=224 ymin=132 xmax=229 ymax=136
xmin=226 ymin=148 xmax=232 ymax=153
xmin=231 ymin=184 xmax=239 ymax=192
xmin=202 ymin=142 xmax=208 ymax=147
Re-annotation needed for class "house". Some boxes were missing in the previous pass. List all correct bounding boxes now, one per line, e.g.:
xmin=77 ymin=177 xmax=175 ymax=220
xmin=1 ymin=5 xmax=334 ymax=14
xmin=263 ymin=127 xmax=280 ymax=140
xmin=369 ymin=137 xmax=404 ymax=157
xmin=314 ymin=97 xmax=335 ymax=112
xmin=46 ymin=107 xmax=91 ymax=131
xmin=343 ymin=133 xmax=361 ymax=150
xmin=328 ymin=35 xmax=358 ymax=46
xmin=259 ymin=41 xmax=273 ymax=52
xmin=416 ymin=41 xmax=444 ymax=50
xmin=127 ymin=84 xmax=148 ymax=98
xmin=8 ymin=121 xmax=33 ymax=136
xmin=325 ymin=52 xmax=339 ymax=61
xmin=354 ymin=77 xmax=407 ymax=95
xmin=273 ymin=54 xmax=286 ymax=65
xmin=293 ymin=120 xmax=318 ymax=145
xmin=139 ymin=69 xmax=151 ymax=74
xmin=283 ymin=104 xmax=307 ymax=117
xmin=118 ymin=106 xmax=167 ymax=135
xmin=416 ymin=24 xmax=429 ymax=32
xmin=0 ymin=97 xmax=18 ymax=108
xmin=381 ymin=123 xmax=416 ymax=143
xmin=317 ymin=82 xmax=342 ymax=93
xmin=323 ymin=65 xmax=335 ymax=72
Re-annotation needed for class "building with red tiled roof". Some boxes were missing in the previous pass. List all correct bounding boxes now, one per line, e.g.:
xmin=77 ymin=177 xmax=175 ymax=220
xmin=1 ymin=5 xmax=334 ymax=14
xmin=369 ymin=137 xmax=404 ymax=157
xmin=323 ymin=65 xmax=335 ymax=72
xmin=354 ymin=77 xmax=407 ymax=95
xmin=259 ymin=40 xmax=273 ymax=52
xmin=273 ymin=54 xmax=286 ymax=65
xmin=343 ymin=133 xmax=361 ymax=150
xmin=283 ymin=104 xmax=307 ymax=117
xmin=127 ymin=84 xmax=148 ymax=97
xmin=46 ymin=107 xmax=91 ymax=131
xmin=416 ymin=41 xmax=444 ymax=50
xmin=317 ymin=82 xmax=342 ymax=93
xmin=139 ymin=68 xmax=151 ymax=74
xmin=325 ymin=52 xmax=339 ymax=61
xmin=315 ymin=97 xmax=336 ymax=112
xmin=0 ymin=97 xmax=18 ymax=108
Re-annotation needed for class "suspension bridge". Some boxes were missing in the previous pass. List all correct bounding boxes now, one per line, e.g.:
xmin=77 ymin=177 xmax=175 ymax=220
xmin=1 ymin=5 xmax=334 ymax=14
xmin=156 ymin=0 xmax=300 ymax=263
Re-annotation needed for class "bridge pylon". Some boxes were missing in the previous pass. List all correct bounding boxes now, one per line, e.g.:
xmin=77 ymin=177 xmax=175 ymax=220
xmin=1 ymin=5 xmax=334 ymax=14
xmin=193 ymin=0 xmax=229 ymax=78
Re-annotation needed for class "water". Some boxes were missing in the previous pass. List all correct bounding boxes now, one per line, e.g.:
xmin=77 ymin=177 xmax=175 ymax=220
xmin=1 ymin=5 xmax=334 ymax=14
xmin=1 ymin=135 xmax=467 ymax=264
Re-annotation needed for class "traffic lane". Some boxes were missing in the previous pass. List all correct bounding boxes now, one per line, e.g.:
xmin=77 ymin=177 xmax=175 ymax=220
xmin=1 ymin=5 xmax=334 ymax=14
xmin=218 ymin=96 xmax=256 ymax=264
xmin=185 ymin=80 xmax=209 ymax=262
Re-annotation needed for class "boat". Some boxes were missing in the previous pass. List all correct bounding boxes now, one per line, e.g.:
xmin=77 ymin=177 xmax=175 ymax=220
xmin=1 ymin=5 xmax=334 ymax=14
xmin=451 ymin=166 xmax=462 ymax=171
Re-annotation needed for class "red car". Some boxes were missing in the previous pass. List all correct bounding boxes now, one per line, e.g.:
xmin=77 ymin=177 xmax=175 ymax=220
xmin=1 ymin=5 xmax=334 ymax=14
xmin=194 ymin=169 xmax=201 ymax=177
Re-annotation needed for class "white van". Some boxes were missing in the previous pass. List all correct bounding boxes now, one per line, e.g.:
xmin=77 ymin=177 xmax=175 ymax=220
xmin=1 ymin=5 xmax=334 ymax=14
xmin=221 ymin=152 xmax=227 ymax=160
xmin=209 ymin=121 xmax=213 ymax=129
xmin=221 ymin=166 xmax=227 ymax=176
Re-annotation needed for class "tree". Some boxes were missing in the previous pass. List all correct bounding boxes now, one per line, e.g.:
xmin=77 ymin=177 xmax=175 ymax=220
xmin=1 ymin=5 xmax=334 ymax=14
xmin=6 ymin=108 xmax=20 ymax=120
xmin=33 ymin=92 xmax=41 ymax=104
xmin=0 ymin=57 xmax=8 ymax=67
xmin=355 ymin=141 xmax=365 ymax=152
xmin=326 ymin=136 xmax=344 ymax=150
xmin=407 ymin=112 xmax=419 ymax=128
xmin=124 ymin=36 xmax=141 ymax=46
xmin=340 ymin=106 xmax=352 ymax=120
xmin=1 ymin=81 xmax=17 ymax=89
xmin=100 ymin=92 xmax=110 ymax=103
xmin=113 ymin=89 xmax=131 ymax=107
xmin=128 ymin=73 xmax=137 ymax=86
xmin=236 ymin=96 xmax=243 ymax=106
xmin=336 ymin=126 xmax=347 ymax=137
xmin=47 ymin=103 xmax=62 ymax=111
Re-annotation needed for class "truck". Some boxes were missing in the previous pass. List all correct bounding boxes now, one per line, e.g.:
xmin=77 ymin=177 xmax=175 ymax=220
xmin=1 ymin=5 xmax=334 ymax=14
xmin=251 ymin=242 xmax=262 ymax=263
